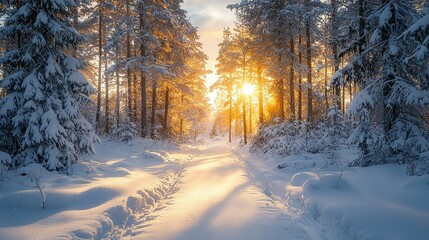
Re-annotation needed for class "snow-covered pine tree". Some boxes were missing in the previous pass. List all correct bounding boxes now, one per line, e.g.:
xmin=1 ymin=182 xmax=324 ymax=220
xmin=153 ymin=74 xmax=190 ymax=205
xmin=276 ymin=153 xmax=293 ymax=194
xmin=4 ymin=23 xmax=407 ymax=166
xmin=0 ymin=0 xmax=99 ymax=171
xmin=114 ymin=113 xmax=137 ymax=143
xmin=334 ymin=0 xmax=429 ymax=173
xmin=324 ymin=102 xmax=347 ymax=163
xmin=399 ymin=2 xmax=429 ymax=174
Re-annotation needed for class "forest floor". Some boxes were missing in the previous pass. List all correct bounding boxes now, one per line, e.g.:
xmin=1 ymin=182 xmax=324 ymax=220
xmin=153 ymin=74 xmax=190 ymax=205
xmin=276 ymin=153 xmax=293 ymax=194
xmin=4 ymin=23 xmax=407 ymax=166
xmin=0 ymin=138 xmax=428 ymax=239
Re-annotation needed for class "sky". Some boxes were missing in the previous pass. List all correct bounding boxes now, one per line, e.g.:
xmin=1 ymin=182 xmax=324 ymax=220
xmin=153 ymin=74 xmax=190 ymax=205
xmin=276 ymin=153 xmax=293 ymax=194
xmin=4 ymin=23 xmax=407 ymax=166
xmin=181 ymin=0 xmax=237 ymax=105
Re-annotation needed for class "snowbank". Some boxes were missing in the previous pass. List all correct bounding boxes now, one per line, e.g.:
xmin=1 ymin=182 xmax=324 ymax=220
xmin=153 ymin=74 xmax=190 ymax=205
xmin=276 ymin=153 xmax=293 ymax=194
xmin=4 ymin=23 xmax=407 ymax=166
xmin=233 ymin=143 xmax=429 ymax=240
xmin=0 ymin=139 xmax=186 ymax=240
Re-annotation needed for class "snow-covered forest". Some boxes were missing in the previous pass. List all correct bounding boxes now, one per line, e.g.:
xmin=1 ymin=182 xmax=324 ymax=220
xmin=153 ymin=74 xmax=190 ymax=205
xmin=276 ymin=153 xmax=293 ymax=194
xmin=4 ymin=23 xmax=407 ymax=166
xmin=0 ymin=0 xmax=210 ymax=171
xmin=212 ymin=0 xmax=429 ymax=175
xmin=0 ymin=0 xmax=428 ymax=239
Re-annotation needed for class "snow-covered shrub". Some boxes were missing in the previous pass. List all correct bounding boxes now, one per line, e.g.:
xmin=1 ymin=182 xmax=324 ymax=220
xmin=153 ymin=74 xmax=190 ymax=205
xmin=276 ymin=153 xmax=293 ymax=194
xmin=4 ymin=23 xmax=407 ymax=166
xmin=324 ymin=104 xmax=348 ymax=163
xmin=251 ymin=120 xmax=349 ymax=158
xmin=0 ymin=151 xmax=12 ymax=182
xmin=113 ymin=115 xmax=137 ymax=143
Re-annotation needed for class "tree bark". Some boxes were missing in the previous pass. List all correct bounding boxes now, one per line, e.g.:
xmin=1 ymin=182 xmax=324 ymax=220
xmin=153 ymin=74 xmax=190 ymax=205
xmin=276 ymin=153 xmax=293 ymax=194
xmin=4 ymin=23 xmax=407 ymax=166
xmin=115 ymin=71 xmax=120 ymax=129
xmin=104 ymin=46 xmax=109 ymax=134
xmin=228 ymin=75 xmax=232 ymax=143
xmin=289 ymin=37 xmax=295 ymax=120
xmin=180 ymin=94 xmax=184 ymax=135
xmin=278 ymin=52 xmax=285 ymax=121
xmin=298 ymin=33 xmax=303 ymax=121
xmin=132 ymin=73 xmax=138 ymax=122
xmin=331 ymin=0 xmax=341 ymax=109
xmin=140 ymin=14 xmax=147 ymax=138
xmin=243 ymin=95 xmax=247 ymax=145
xmin=249 ymin=96 xmax=252 ymax=135
xmin=257 ymin=65 xmax=263 ymax=124
xmin=126 ymin=0 xmax=132 ymax=118
xmin=305 ymin=13 xmax=313 ymax=122
xmin=150 ymin=77 xmax=157 ymax=138
xmin=163 ymin=87 xmax=169 ymax=138
xmin=96 ymin=1 xmax=103 ymax=132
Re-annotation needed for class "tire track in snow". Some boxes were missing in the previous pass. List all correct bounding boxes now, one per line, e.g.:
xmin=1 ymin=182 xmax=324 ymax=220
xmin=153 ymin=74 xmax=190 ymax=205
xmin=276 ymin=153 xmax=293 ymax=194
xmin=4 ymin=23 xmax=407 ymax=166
xmin=90 ymin=162 xmax=188 ymax=240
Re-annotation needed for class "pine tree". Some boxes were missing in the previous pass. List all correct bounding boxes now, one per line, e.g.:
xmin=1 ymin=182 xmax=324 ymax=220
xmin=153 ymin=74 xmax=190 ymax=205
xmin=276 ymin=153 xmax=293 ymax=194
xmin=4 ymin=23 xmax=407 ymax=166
xmin=114 ymin=113 xmax=137 ymax=143
xmin=0 ymin=0 xmax=99 ymax=171
xmin=335 ymin=0 xmax=429 ymax=172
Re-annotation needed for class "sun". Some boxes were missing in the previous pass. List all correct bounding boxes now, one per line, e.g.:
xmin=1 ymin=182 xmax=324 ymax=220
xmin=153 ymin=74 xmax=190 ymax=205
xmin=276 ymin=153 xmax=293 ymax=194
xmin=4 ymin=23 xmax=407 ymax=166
xmin=242 ymin=83 xmax=255 ymax=96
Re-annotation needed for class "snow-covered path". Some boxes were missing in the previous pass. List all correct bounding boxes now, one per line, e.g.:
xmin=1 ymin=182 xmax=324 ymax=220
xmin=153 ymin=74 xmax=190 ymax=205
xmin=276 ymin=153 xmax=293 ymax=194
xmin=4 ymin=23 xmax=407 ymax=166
xmin=132 ymin=141 xmax=311 ymax=240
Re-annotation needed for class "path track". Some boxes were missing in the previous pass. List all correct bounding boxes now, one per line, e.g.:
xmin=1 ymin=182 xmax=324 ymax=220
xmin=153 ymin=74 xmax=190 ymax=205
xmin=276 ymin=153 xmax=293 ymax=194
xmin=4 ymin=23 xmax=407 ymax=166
xmin=130 ymin=141 xmax=313 ymax=240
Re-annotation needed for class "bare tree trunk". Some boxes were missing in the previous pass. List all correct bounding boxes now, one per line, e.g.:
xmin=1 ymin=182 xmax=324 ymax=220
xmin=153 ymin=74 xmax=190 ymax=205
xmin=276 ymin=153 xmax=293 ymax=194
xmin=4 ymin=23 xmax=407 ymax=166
xmin=358 ymin=0 xmax=367 ymax=88
xmin=163 ymin=87 xmax=169 ymax=138
xmin=126 ymin=0 xmax=132 ymax=118
xmin=342 ymin=83 xmax=346 ymax=117
xmin=115 ymin=71 xmax=120 ymax=129
xmin=298 ymin=33 xmax=303 ymax=121
xmin=289 ymin=37 xmax=295 ymax=120
xmin=243 ymin=47 xmax=248 ymax=141
xmin=249 ymin=96 xmax=252 ymax=135
xmin=104 ymin=49 xmax=109 ymax=134
xmin=180 ymin=94 xmax=184 ymax=136
xmin=140 ymin=14 xmax=147 ymax=138
xmin=257 ymin=65 xmax=263 ymax=124
xmin=324 ymin=55 xmax=329 ymax=110
xmin=305 ymin=13 xmax=313 ymax=122
xmin=331 ymin=0 xmax=341 ymax=109
xmin=228 ymin=75 xmax=232 ymax=143
xmin=235 ymin=86 xmax=239 ymax=137
xmin=278 ymin=52 xmax=285 ymax=120
xmin=150 ymin=77 xmax=157 ymax=138
xmin=132 ymin=73 xmax=138 ymax=122
xmin=243 ymin=96 xmax=247 ymax=145
xmin=349 ymin=82 xmax=353 ymax=104
xmin=96 ymin=1 xmax=103 ymax=132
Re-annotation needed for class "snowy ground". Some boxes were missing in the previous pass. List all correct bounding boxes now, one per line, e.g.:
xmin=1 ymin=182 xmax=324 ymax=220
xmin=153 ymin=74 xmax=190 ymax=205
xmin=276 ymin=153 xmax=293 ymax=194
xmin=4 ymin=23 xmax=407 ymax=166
xmin=0 ymin=139 xmax=187 ymax=239
xmin=232 ymin=141 xmax=429 ymax=240
xmin=1 ymin=138 xmax=428 ymax=239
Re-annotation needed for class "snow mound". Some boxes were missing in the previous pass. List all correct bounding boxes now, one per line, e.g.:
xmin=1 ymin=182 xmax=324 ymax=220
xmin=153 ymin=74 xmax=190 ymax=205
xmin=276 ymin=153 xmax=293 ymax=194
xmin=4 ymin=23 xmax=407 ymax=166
xmin=93 ymin=170 xmax=183 ymax=239
xmin=290 ymin=172 xmax=318 ymax=186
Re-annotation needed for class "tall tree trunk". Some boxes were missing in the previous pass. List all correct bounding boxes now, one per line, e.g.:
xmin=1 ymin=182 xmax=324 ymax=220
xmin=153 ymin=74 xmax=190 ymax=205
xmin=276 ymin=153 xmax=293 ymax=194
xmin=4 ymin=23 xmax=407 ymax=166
xmin=132 ymin=73 xmax=138 ymax=122
xmin=257 ymin=65 xmax=263 ymax=124
xmin=104 ymin=48 xmax=109 ymax=134
xmin=342 ymin=83 xmax=346 ymax=117
xmin=278 ymin=52 xmax=285 ymax=120
xmin=126 ymin=0 xmax=132 ymax=118
xmin=235 ymin=87 xmax=239 ymax=137
xmin=140 ymin=14 xmax=147 ymax=138
xmin=163 ymin=87 xmax=169 ymax=138
xmin=243 ymin=47 xmax=248 ymax=141
xmin=180 ymin=94 xmax=184 ymax=135
xmin=331 ymin=0 xmax=341 ymax=109
xmin=298 ymin=33 xmax=303 ymax=121
xmin=115 ymin=71 xmax=120 ymax=129
xmin=305 ymin=15 xmax=313 ymax=122
xmin=249 ymin=96 xmax=252 ymax=135
xmin=228 ymin=75 xmax=232 ymax=143
xmin=324 ymin=55 xmax=329 ymax=110
xmin=150 ymin=77 xmax=157 ymax=138
xmin=243 ymin=95 xmax=247 ymax=145
xmin=349 ymin=83 xmax=353 ymax=104
xmin=289 ymin=37 xmax=295 ymax=120
xmin=96 ymin=1 xmax=103 ymax=132
xmin=249 ymin=63 xmax=253 ymax=135
xmin=358 ymin=0 xmax=367 ymax=88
